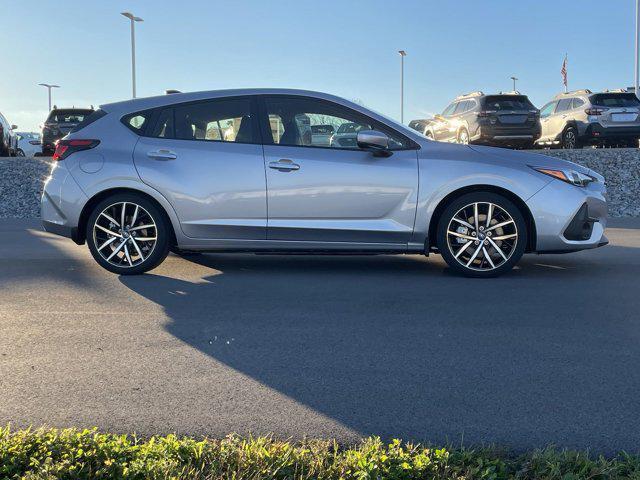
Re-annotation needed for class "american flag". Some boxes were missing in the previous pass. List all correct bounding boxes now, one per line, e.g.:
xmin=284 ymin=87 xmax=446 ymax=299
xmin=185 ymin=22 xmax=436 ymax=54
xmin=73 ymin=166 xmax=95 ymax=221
xmin=561 ymin=54 xmax=568 ymax=88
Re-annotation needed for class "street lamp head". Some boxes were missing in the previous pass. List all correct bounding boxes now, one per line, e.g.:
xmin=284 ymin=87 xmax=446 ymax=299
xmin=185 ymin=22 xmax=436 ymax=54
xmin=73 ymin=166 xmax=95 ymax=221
xmin=121 ymin=12 xmax=143 ymax=22
xmin=38 ymin=83 xmax=60 ymax=89
xmin=398 ymin=50 xmax=407 ymax=57
xmin=510 ymin=76 xmax=518 ymax=81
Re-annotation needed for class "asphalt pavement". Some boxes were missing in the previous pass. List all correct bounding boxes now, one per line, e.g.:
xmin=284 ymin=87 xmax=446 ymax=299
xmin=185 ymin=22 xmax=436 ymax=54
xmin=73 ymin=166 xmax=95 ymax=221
xmin=1 ymin=217 xmax=639 ymax=453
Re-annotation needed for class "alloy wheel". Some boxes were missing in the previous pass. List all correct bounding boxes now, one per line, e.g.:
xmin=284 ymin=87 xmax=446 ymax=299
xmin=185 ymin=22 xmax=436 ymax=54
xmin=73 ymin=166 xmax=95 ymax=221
xmin=92 ymin=201 xmax=158 ymax=268
xmin=563 ymin=130 xmax=576 ymax=149
xmin=458 ymin=129 xmax=469 ymax=144
xmin=446 ymin=201 xmax=518 ymax=271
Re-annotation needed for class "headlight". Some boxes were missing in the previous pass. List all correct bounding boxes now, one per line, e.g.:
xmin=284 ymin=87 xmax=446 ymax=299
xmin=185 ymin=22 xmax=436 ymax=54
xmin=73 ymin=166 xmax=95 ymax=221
xmin=531 ymin=166 xmax=595 ymax=187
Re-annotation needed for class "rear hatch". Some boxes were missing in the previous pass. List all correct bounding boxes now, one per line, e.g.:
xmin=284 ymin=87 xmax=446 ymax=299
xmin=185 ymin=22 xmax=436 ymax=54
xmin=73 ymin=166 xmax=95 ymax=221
xmin=480 ymin=95 xmax=539 ymax=133
xmin=590 ymin=93 xmax=640 ymax=128
xmin=45 ymin=109 xmax=94 ymax=135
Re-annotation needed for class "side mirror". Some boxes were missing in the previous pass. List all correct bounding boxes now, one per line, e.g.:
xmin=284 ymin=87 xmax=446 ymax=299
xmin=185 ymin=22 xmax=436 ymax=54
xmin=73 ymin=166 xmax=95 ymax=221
xmin=11 ymin=125 xmax=17 ymax=130
xmin=357 ymin=130 xmax=391 ymax=156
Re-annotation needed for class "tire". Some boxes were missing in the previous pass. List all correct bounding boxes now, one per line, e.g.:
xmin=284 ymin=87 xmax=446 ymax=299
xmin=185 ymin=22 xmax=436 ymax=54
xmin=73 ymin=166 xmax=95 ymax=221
xmin=561 ymin=127 xmax=581 ymax=149
xmin=436 ymin=192 xmax=527 ymax=278
xmin=16 ymin=149 xmax=25 ymax=157
xmin=457 ymin=128 xmax=470 ymax=145
xmin=86 ymin=193 xmax=171 ymax=275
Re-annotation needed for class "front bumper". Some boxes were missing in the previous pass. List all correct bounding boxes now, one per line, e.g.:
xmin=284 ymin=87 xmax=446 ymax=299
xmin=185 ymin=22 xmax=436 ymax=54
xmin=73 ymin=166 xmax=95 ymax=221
xmin=526 ymin=178 xmax=608 ymax=252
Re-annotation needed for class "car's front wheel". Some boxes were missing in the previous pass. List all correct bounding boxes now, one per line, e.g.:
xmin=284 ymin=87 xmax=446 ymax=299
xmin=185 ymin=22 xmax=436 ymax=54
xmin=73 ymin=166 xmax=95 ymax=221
xmin=86 ymin=193 xmax=171 ymax=275
xmin=562 ymin=127 xmax=581 ymax=149
xmin=436 ymin=192 xmax=527 ymax=277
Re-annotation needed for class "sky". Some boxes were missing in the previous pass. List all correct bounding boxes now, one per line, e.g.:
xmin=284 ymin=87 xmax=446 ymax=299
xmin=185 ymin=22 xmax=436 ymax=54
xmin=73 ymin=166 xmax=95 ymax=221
xmin=0 ymin=0 xmax=637 ymax=132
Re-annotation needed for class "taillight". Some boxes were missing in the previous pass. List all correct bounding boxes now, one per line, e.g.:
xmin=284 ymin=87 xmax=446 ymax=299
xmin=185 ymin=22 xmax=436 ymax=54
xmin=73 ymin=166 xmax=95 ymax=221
xmin=585 ymin=107 xmax=608 ymax=116
xmin=52 ymin=139 xmax=100 ymax=161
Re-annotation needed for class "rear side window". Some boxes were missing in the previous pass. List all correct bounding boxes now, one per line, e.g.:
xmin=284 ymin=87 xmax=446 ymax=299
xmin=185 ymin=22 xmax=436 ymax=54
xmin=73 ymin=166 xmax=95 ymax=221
xmin=590 ymin=93 xmax=640 ymax=107
xmin=556 ymin=98 xmax=573 ymax=112
xmin=482 ymin=96 xmax=534 ymax=111
xmin=571 ymin=98 xmax=585 ymax=109
xmin=175 ymin=99 xmax=255 ymax=142
xmin=454 ymin=101 xmax=469 ymax=114
xmin=71 ymin=109 xmax=107 ymax=133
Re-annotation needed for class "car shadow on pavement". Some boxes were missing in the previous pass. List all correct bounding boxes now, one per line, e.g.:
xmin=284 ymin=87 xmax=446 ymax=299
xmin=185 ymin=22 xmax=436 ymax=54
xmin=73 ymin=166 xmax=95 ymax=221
xmin=119 ymin=245 xmax=640 ymax=452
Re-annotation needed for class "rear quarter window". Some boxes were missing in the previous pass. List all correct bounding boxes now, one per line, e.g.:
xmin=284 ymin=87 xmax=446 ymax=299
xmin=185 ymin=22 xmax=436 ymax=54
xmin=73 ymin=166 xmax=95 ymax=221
xmin=121 ymin=110 xmax=153 ymax=135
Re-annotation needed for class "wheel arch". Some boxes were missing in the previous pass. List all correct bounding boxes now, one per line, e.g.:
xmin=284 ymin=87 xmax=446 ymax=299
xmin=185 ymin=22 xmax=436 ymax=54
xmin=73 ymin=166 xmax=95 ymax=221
xmin=427 ymin=184 xmax=537 ymax=253
xmin=76 ymin=187 xmax=177 ymax=246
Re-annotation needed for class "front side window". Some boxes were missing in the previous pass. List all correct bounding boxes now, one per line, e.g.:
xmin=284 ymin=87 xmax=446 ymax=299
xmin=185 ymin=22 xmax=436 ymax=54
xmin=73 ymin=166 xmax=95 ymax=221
xmin=454 ymin=101 xmax=469 ymax=114
xmin=539 ymin=102 xmax=556 ymax=118
xmin=148 ymin=98 xmax=255 ymax=143
xmin=441 ymin=102 xmax=457 ymax=116
xmin=264 ymin=97 xmax=408 ymax=150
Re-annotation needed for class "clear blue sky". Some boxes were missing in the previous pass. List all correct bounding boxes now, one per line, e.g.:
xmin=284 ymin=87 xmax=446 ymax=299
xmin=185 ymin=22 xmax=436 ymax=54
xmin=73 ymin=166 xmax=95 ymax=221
xmin=0 ymin=0 xmax=636 ymax=131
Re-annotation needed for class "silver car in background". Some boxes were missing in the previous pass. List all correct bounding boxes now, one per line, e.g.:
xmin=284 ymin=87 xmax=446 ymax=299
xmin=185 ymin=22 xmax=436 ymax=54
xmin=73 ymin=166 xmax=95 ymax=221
xmin=41 ymin=89 xmax=608 ymax=277
xmin=537 ymin=89 xmax=640 ymax=148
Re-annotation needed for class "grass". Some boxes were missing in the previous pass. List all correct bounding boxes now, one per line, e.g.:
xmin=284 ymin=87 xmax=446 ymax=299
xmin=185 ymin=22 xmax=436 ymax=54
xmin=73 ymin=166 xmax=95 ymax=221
xmin=1 ymin=426 xmax=640 ymax=480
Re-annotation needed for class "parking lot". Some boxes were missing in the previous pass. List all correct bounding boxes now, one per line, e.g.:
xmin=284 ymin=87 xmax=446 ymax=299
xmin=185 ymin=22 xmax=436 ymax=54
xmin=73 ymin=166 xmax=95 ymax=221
xmin=1 ymin=217 xmax=639 ymax=453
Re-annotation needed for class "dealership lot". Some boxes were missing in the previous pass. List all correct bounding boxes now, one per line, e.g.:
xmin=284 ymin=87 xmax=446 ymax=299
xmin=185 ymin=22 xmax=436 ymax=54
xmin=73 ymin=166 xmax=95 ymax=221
xmin=1 ymin=217 xmax=639 ymax=453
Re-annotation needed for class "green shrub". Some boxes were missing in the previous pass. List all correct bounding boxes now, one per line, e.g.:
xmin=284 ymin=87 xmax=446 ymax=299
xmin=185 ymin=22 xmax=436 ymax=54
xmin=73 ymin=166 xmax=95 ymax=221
xmin=1 ymin=426 xmax=639 ymax=479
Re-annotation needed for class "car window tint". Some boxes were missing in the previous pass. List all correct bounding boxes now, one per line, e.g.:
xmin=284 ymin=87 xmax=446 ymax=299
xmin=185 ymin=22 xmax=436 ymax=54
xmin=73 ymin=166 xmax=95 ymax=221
xmin=572 ymin=98 xmax=585 ymax=109
xmin=556 ymin=99 xmax=573 ymax=112
xmin=151 ymin=108 xmax=174 ymax=138
xmin=539 ymin=102 xmax=556 ymax=118
xmin=441 ymin=103 xmax=457 ymax=116
xmin=590 ymin=93 xmax=640 ymax=107
xmin=264 ymin=97 xmax=408 ymax=150
xmin=454 ymin=101 xmax=468 ymax=114
xmin=122 ymin=110 xmax=151 ymax=134
xmin=167 ymin=98 xmax=254 ymax=143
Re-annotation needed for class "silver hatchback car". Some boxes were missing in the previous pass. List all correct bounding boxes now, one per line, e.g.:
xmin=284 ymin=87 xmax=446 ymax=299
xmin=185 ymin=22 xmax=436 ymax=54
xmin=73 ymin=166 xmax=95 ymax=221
xmin=41 ymin=89 xmax=608 ymax=277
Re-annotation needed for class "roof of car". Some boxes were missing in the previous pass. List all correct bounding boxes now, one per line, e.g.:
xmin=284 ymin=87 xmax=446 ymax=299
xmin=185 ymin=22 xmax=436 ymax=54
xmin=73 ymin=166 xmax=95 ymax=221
xmin=101 ymin=88 xmax=359 ymax=114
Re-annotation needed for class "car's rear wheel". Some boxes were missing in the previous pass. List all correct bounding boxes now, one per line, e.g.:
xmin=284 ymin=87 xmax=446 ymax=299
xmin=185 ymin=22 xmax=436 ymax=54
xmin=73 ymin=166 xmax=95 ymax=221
xmin=436 ymin=192 xmax=527 ymax=277
xmin=86 ymin=193 xmax=170 ymax=275
xmin=561 ymin=127 xmax=581 ymax=149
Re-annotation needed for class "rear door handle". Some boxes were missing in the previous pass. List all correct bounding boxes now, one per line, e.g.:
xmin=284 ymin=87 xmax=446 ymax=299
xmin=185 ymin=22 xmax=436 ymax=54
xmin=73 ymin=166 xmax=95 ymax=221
xmin=269 ymin=159 xmax=300 ymax=171
xmin=147 ymin=149 xmax=177 ymax=160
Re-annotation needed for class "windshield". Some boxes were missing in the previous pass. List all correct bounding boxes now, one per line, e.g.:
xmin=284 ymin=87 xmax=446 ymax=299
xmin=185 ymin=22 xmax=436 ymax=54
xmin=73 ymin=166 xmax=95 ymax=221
xmin=590 ymin=93 xmax=640 ymax=108
xmin=47 ymin=110 xmax=93 ymax=124
xmin=482 ymin=96 xmax=535 ymax=111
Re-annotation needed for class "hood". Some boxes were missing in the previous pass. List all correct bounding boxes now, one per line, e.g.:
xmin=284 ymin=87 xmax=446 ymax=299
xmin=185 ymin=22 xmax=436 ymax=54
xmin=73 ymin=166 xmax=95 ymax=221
xmin=468 ymin=144 xmax=591 ymax=174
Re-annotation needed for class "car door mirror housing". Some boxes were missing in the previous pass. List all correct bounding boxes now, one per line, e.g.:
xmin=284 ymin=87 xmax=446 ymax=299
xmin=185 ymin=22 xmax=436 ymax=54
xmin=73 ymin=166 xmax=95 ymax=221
xmin=357 ymin=130 xmax=391 ymax=156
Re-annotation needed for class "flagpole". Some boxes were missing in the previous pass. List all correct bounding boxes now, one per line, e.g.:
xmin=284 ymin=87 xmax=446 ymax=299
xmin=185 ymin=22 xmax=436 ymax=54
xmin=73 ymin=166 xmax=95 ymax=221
xmin=564 ymin=53 xmax=568 ymax=93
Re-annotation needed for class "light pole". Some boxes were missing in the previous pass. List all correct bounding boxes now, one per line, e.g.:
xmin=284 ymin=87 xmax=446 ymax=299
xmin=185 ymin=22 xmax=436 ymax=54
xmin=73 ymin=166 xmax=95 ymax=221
xmin=398 ymin=50 xmax=406 ymax=124
xmin=38 ymin=83 xmax=60 ymax=112
xmin=121 ymin=11 xmax=143 ymax=98
xmin=510 ymin=76 xmax=518 ymax=92
xmin=634 ymin=1 xmax=640 ymax=146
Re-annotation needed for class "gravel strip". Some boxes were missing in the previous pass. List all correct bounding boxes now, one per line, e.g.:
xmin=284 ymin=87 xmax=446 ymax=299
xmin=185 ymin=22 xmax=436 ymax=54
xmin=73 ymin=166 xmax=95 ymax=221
xmin=0 ymin=157 xmax=52 ymax=218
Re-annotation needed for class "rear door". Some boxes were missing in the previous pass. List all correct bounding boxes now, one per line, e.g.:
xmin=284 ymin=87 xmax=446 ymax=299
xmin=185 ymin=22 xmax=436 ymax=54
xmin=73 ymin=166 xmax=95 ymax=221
xmin=539 ymin=101 xmax=558 ymax=140
xmin=259 ymin=95 xmax=419 ymax=244
xmin=433 ymin=102 xmax=457 ymax=141
xmin=132 ymin=96 xmax=267 ymax=240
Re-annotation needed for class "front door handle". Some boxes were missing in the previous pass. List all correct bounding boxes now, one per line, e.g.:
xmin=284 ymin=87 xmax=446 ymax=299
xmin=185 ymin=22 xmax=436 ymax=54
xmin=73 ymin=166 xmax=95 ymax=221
xmin=269 ymin=159 xmax=300 ymax=171
xmin=147 ymin=149 xmax=177 ymax=160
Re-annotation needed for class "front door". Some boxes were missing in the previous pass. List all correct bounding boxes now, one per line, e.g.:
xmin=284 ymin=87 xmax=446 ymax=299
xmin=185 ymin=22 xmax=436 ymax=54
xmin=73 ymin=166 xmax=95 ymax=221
xmin=132 ymin=96 xmax=267 ymax=239
xmin=260 ymin=95 xmax=419 ymax=244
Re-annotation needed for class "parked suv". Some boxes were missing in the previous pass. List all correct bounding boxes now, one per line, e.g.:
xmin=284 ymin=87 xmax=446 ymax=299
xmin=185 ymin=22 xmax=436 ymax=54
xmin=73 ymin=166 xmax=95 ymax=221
xmin=0 ymin=111 xmax=18 ymax=156
xmin=410 ymin=91 xmax=540 ymax=148
xmin=41 ymin=107 xmax=94 ymax=155
xmin=536 ymin=89 xmax=640 ymax=148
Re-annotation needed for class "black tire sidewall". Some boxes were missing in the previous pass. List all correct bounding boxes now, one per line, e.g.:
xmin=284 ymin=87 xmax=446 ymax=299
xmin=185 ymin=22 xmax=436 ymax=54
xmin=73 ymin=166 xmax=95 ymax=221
xmin=86 ymin=193 xmax=170 ymax=275
xmin=436 ymin=192 xmax=527 ymax=278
